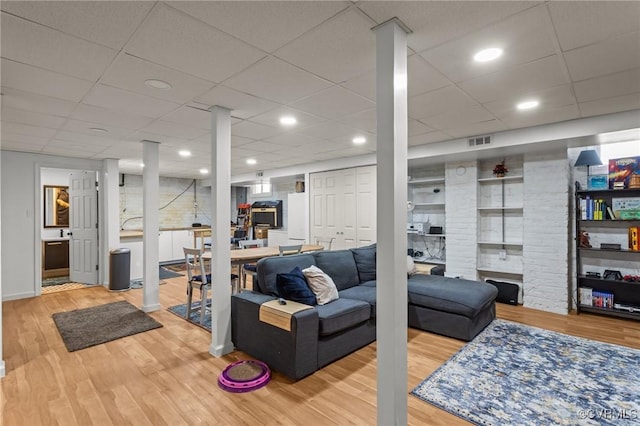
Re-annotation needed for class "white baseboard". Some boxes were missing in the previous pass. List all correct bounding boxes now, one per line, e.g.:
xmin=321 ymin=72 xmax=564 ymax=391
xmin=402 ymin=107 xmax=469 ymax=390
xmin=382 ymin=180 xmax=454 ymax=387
xmin=0 ymin=360 xmax=5 ymax=378
xmin=209 ymin=342 xmax=234 ymax=357
xmin=141 ymin=303 xmax=161 ymax=313
xmin=3 ymin=291 xmax=36 ymax=301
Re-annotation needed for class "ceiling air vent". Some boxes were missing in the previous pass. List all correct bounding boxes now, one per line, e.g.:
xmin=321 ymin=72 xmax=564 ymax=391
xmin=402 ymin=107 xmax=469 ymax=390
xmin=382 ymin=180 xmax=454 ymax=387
xmin=468 ymin=135 xmax=492 ymax=147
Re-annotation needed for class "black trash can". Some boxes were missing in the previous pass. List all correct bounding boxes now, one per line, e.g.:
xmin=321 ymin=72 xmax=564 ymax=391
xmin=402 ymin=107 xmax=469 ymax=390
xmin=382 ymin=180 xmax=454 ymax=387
xmin=109 ymin=248 xmax=131 ymax=291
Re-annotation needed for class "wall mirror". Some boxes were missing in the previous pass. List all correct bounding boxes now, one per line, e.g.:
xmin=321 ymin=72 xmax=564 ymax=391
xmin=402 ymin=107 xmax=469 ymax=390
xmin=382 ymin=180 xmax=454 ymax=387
xmin=44 ymin=185 xmax=69 ymax=228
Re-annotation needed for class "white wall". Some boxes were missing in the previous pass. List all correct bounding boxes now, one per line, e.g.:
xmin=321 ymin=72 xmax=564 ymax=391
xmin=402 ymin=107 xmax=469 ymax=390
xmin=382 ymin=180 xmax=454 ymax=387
xmin=1 ymin=151 xmax=102 ymax=300
xmin=523 ymin=151 xmax=570 ymax=314
xmin=0 ymin=148 xmax=5 ymax=377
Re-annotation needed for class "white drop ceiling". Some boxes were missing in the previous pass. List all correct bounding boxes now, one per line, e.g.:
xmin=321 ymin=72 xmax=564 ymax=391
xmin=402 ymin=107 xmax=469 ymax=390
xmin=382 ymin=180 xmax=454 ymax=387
xmin=1 ymin=1 xmax=639 ymax=178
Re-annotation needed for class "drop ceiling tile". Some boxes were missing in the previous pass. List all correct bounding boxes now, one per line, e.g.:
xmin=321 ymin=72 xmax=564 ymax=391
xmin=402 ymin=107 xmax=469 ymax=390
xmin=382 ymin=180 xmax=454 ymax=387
xmin=223 ymin=57 xmax=332 ymax=104
xmin=264 ymin=132 xmax=324 ymax=148
xmin=500 ymin=104 xmax=580 ymax=129
xmin=0 ymin=87 xmax=77 ymax=117
xmin=0 ymin=1 xmax=153 ymax=49
xmin=289 ymin=86 xmax=374 ymax=120
xmin=168 ymin=1 xmax=349 ymax=53
xmin=124 ymin=131 xmax=190 ymax=148
xmin=231 ymin=120 xmax=283 ymax=140
xmin=249 ymin=106 xmax=326 ymax=130
xmin=45 ymin=138 xmax=110 ymax=154
xmin=579 ymin=93 xmax=640 ymax=118
xmin=444 ymin=120 xmax=508 ymax=139
xmin=83 ymin=84 xmax=180 ymax=118
xmin=548 ymin=1 xmax=640 ymax=51
xmin=564 ymin=32 xmax=640 ymax=82
xmin=101 ymin=54 xmax=216 ymax=104
xmin=409 ymin=120 xmax=434 ymax=137
xmin=125 ymin=4 xmax=266 ymax=82
xmin=409 ymin=86 xmax=479 ymax=120
xmin=101 ymin=141 xmax=143 ymax=158
xmin=162 ymin=106 xmax=212 ymax=130
xmin=573 ymin=68 xmax=640 ymax=103
xmin=483 ymin=84 xmax=576 ymax=118
xmin=0 ymin=131 xmax=48 ymax=148
xmin=0 ymin=121 xmax=57 ymax=139
xmin=408 ymin=131 xmax=452 ymax=146
xmin=72 ymin=104 xmax=153 ymax=130
xmin=196 ymin=85 xmax=281 ymax=119
xmin=337 ymin=109 xmax=377 ymax=134
xmin=0 ymin=139 xmax=43 ymax=152
xmin=61 ymin=118 xmax=135 ymax=138
xmin=190 ymin=133 xmax=252 ymax=147
xmin=280 ymin=140 xmax=346 ymax=156
xmin=341 ymin=70 xmax=375 ymax=101
xmin=329 ymin=147 xmax=375 ymax=158
xmin=275 ymin=8 xmax=375 ymax=83
xmin=141 ymin=120 xmax=208 ymax=140
xmin=231 ymin=135 xmax=255 ymax=147
xmin=420 ymin=5 xmax=556 ymax=83
xmin=458 ymin=55 xmax=569 ymax=104
xmin=1 ymin=59 xmax=93 ymax=102
xmin=1 ymin=107 xmax=66 ymax=128
xmin=232 ymin=140 xmax=284 ymax=154
xmin=53 ymin=130 xmax=122 ymax=146
xmin=1 ymin=12 xmax=117 ymax=81
xmin=422 ymin=105 xmax=495 ymax=131
xmin=408 ymin=55 xmax=451 ymax=96
xmin=297 ymin=120 xmax=361 ymax=140
xmin=358 ymin=1 xmax=539 ymax=53
xmin=231 ymin=147 xmax=258 ymax=160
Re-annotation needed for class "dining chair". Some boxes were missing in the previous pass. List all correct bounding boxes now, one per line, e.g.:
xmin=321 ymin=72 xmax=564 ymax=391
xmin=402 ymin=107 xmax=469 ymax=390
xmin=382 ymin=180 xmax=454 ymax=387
xmin=183 ymin=247 xmax=239 ymax=325
xmin=314 ymin=237 xmax=335 ymax=251
xmin=279 ymin=244 xmax=303 ymax=256
xmin=238 ymin=239 xmax=265 ymax=291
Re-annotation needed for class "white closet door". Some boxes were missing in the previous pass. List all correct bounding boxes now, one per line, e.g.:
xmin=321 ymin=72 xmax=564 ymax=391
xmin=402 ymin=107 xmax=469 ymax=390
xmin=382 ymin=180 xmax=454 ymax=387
xmin=356 ymin=165 xmax=376 ymax=246
xmin=310 ymin=165 xmax=377 ymax=250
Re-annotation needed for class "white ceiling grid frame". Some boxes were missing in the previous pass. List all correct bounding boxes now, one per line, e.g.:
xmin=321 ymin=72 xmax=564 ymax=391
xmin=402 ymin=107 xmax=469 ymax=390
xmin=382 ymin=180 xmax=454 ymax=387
xmin=274 ymin=6 xmax=378 ymax=84
xmin=195 ymin=85 xmax=281 ymax=120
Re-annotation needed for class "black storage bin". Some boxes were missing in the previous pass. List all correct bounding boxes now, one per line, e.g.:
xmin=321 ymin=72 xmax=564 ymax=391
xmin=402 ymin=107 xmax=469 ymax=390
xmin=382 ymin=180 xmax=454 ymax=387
xmin=485 ymin=279 xmax=519 ymax=305
xmin=109 ymin=248 xmax=131 ymax=291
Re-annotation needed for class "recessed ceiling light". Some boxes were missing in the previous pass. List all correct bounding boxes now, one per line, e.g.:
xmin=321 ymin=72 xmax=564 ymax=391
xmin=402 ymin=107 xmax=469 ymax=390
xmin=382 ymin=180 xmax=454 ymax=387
xmin=246 ymin=158 xmax=257 ymax=165
xmin=199 ymin=168 xmax=209 ymax=175
xmin=90 ymin=127 xmax=108 ymax=133
xmin=280 ymin=116 xmax=297 ymax=126
xmin=140 ymin=163 xmax=145 ymax=168
xmin=516 ymin=100 xmax=540 ymax=110
xmin=144 ymin=79 xmax=172 ymax=90
xmin=352 ymin=136 xmax=367 ymax=145
xmin=473 ymin=47 xmax=503 ymax=63
xmin=178 ymin=150 xmax=191 ymax=158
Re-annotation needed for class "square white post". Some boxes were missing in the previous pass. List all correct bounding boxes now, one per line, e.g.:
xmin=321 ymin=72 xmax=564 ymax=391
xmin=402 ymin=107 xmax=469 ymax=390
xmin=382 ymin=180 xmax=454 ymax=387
xmin=142 ymin=140 xmax=160 ymax=312
xmin=373 ymin=18 xmax=411 ymax=426
xmin=101 ymin=158 xmax=120 ymax=287
xmin=210 ymin=106 xmax=234 ymax=356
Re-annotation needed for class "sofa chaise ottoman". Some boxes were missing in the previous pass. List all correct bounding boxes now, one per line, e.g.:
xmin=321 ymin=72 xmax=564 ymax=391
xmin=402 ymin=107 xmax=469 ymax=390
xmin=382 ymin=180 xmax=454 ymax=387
xmin=231 ymin=246 xmax=497 ymax=380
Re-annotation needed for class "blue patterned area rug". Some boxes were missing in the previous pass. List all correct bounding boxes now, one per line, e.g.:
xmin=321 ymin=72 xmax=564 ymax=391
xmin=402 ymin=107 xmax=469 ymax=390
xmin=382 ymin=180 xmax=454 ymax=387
xmin=411 ymin=319 xmax=640 ymax=425
xmin=167 ymin=300 xmax=211 ymax=331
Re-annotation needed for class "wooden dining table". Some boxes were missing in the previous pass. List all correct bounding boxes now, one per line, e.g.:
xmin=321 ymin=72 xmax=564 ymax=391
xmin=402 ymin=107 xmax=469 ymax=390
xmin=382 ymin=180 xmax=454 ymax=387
xmin=202 ymin=244 xmax=324 ymax=290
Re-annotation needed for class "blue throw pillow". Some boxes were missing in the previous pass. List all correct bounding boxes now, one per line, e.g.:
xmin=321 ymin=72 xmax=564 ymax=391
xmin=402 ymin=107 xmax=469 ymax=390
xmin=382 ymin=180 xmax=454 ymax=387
xmin=276 ymin=266 xmax=317 ymax=305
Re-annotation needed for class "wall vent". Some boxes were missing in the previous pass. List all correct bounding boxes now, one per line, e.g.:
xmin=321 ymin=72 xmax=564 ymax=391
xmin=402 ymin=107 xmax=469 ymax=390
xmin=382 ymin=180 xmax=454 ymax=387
xmin=256 ymin=170 xmax=264 ymax=178
xmin=468 ymin=135 xmax=492 ymax=147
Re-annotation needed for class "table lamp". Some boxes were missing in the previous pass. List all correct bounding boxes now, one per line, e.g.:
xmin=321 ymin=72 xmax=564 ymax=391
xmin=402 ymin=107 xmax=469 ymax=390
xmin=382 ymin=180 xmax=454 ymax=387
xmin=574 ymin=149 xmax=603 ymax=178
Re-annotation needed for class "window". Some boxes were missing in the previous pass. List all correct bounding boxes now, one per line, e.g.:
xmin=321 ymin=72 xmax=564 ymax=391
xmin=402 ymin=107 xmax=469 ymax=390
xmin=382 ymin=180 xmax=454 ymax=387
xmin=252 ymin=181 xmax=272 ymax=196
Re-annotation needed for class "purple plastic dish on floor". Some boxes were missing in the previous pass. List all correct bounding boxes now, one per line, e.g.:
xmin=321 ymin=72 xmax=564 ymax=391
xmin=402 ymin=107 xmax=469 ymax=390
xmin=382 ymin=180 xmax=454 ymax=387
xmin=218 ymin=360 xmax=271 ymax=393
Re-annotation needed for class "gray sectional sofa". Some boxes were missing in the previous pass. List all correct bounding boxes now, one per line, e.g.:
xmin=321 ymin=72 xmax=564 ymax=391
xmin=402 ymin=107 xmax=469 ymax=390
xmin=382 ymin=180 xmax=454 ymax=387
xmin=231 ymin=245 xmax=497 ymax=381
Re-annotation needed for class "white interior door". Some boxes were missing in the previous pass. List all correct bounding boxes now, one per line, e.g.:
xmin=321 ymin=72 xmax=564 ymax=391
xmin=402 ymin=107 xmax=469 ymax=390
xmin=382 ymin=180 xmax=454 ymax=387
xmin=310 ymin=170 xmax=345 ymax=249
xmin=69 ymin=171 xmax=98 ymax=284
xmin=356 ymin=165 xmax=377 ymax=246
xmin=341 ymin=169 xmax=357 ymax=248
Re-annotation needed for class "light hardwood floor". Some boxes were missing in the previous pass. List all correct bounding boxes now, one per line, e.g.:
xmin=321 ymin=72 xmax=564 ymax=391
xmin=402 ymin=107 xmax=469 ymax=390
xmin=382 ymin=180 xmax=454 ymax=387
xmin=3 ymin=277 xmax=640 ymax=425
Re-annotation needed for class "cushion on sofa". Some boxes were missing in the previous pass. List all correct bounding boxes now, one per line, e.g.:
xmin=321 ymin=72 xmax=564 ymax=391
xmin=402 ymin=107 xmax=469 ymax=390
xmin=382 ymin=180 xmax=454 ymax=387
xmin=339 ymin=285 xmax=377 ymax=317
xmin=276 ymin=266 xmax=317 ymax=305
xmin=351 ymin=244 xmax=376 ymax=282
xmin=407 ymin=274 xmax=498 ymax=318
xmin=302 ymin=265 xmax=339 ymax=305
xmin=315 ymin=298 xmax=371 ymax=336
xmin=313 ymin=250 xmax=360 ymax=291
xmin=256 ymin=254 xmax=316 ymax=296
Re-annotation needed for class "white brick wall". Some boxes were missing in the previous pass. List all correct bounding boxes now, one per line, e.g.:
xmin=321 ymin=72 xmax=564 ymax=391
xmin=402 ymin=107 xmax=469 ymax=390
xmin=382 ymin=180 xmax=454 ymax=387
xmin=445 ymin=161 xmax=478 ymax=278
xmin=523 ymin=152 xmax=570 ymax=314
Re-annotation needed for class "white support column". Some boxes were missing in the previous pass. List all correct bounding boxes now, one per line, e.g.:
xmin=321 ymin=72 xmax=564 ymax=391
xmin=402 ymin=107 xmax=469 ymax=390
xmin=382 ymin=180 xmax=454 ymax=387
xmin=101 ymin=159 xmax=120 ymax=287
xmin=142 ymin=140 xmax=160 ymax=312
xmin=0 ymin=147 xmax=5 ymax=378
xmin=210 ymin=106 xmax=234 ymax=357
xmin=373 ymin=18 xmax=410 ymax=426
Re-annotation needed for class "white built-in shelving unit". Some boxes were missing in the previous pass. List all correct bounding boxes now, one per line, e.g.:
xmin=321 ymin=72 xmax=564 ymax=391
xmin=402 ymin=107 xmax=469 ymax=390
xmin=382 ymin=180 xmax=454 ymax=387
xmin=408 ymin=166 xmax=446 ymax=266
xmin=476 ymin=156 xmax=524 ymax=295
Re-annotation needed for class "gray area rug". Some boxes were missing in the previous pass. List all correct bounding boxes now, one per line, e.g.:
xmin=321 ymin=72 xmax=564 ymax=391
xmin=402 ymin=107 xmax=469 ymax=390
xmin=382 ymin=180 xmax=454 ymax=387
xmin=53 ymin=300 xmax=163 ymax=352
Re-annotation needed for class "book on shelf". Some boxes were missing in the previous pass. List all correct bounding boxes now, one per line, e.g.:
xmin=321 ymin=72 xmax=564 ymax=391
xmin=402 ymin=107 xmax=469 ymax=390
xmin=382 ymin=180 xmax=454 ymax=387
xmin=579 ymin=287 xmax=592 ymax=306
xmin=581 ymin=197 xmax=612 ymax=220
xmin=630 ymin=226 xmax=639 ymax=251
xmin=591 ymin=290 xmax=614 ymax=309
